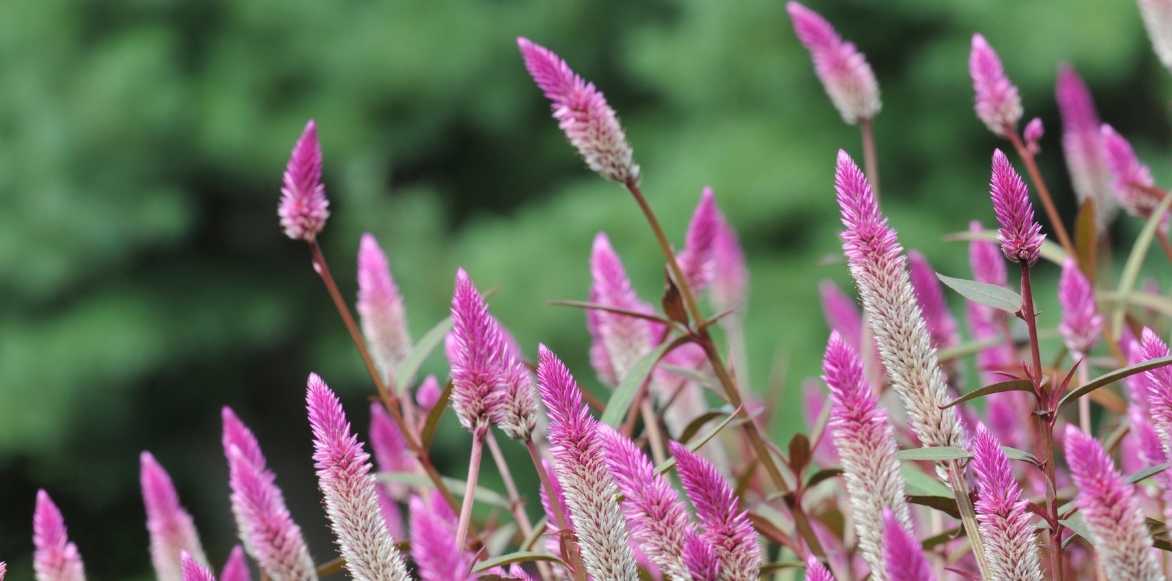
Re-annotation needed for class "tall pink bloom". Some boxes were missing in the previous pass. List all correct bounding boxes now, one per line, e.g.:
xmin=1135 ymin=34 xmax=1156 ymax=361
xmin=1101 ymin=125 xmax=1164 ymax=220
xmin=0 ymin=562 xmax=6 ymax=581
xmin=492 ymin=338 xmax=540 ymax=442
xmin=221 ymin=408 xmax=317 ymax=581
xmin=1139 ymin=329 xmax=1172 ymax=457
xmin=517 ymin=37 xmax=638 ymax=183
xmin=907 ymin=251 xmax=959 ymax=351
xmin=989 ymin=149 xmax=1045 ymax=265
xmin=598 ymin=425 xmax=693 ymax=579
xmin=368 ymin=402 xmax=410 ymax=538
xmin=447 ymin=268 xmax=504 ymax=432
xmin=181 ymin=553 xmax=215 ymax=581
xmin=969 ymin=34 xmax=1022 ymax=137
xmin=33 ymin=490 xmax=86 ymax=581
xmin=1057 ymin=65 xmax=1117 ymax=227
xmin=588 ymin=233 xmax=655 ymax=383
xmin=1140 ymin=0 xmax=1172 ymax=69
xmin=670 ymin=441 xmax=761 ymax=581
xmin=1064 ymin=425 xmax=1163 ymax=579
xmin=1057 ymin=259 xmax=1102 ymax=356
xmin=536 ymin=345 xmax=638 ymax=580
xmin=679 ymin=187 xmax=720 ymax=291
xmin=278 ymin=120 xmax=329 ymax=241
xmin=219 ymin=546 xmax=250 ymax=581
xmin=806 ymin=556 xmax=835 ymax=581
xmin=409 ymin=492 xmax=474 ymax=581
xmin=818 ymin=280 xmax=863 ymax=350
xmin=881 ymin=510 xmax=935 ymax=581
xmin=141 ymin=451 xmax=207 ymax=581
xmin=835 ymin=150 xmax=965 ymax=448
xmin=307 ymin=374 xmax=410 ymax=581
xmin=822 ymin=333 xmax=908 ymax=581
xmin=969 ymin=427 xmax=1043 ymax=580
xmin=357 ymin=233 xmax=410 ymax=382
xmin=710 ymin=213 xmax=748 ymax=314
xmin=786 ymin=2 xmax=880 ymax=124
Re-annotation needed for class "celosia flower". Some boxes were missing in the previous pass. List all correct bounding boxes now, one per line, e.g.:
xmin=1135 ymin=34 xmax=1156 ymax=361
xmin=409 ymin=492 xmax=474 ymax=581
xmin=1140 ymin=0 xmax=1172 ymax=70
xmin=1140 ymin=329 xmax=1172 ymax=456
xmin=969 ymin=427 xmax=1043 ymax=580
xmin=447 ymin=268 xmax=504 ymax=431
xmin=786 ymin=2 xmax=880 ymax=124
xmin=221 ymin=408 xmax=317 ymax=581
xmin=33 ymin=490 xmax=86 ymax=581
xmin=368 ymin=402 xmax=410 ymax=537
xmin=357 ymin=233 xmax=410 ymax=382
xmin=0 ymin=562 xmax=6 ymax=581
xmin=806 ymin=556 xmax=835 ymax=581
xmin=493 ymin=339 xmax=540 ymax=441
xmin=517 ymin=37 xmax=638 ymax=184
xmin=818 ymin=280 xmax=863 ymax=350
xmin=682 ymin=533 xmax=719 ymax=581
xmin=278 ymin=120 xmax=329 ymax=241
xmin=881 ymin=510 xmax=935 ymax=581
xmin=415 ymin=375 xmax=442 ymax=412
xmin=1101 ymin=125 xmax=1164 ymax=219
xmin=141 ymin=451 xmax=207 ymax=581
xmin=180 ymin=553 xmax=215 ymax=581
xmin=307 ymin=374 xmax=410 ymax=581
xmin=907 ymin=251 xmax=959 ymax=351
xmin=1057 ymin=65 xmax=1117 ymax=227
xmin=835 ymin=150 xmax=966 ymax=448
xmin=679 ymin=187 xmax=719 ymax=291
xmin=588 ymin=233 xmax=655 ymax=383
xmin=598 ymin=425 xmax=693 ymax=579
xmin=822 ymin=333 xmax=909 ymax=581
xmin=536 ymin=345 xmax=639 ymax=580
xmin=670 ymin=441 xmax=761 ymax=581
xmin=969 ymin=34 xmax=1022 ymax=137
xmin=989 ymin=149 xmax=1045 ymax=265
xmin=710 ymin=212 xmax=748 ymax=314
xmin=1023 ymin=118 xmax=1044 ymax=153
xmin=1057 ymin=259 xmax=1102 ymax=355
xmin=219 ymin=546 xmax=250 ymax=581
xmin=803 ymin=381 xmax=839 ymax=467
xmin=1064 ymin=425 xmax=1163 ymax=580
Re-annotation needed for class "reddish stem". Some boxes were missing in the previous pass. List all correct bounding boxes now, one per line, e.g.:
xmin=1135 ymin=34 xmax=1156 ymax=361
xmin=455 ymin=427 xmax=486 ymax=550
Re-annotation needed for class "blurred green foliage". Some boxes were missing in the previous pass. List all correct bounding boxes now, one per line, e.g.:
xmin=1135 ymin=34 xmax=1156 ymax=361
xmin=1 ymin=0 xmax=1170 ymax=577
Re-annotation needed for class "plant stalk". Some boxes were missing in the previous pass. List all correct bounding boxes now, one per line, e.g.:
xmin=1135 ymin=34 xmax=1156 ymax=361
xmin=860 ymin=117 xmax=880 ymax=199
xmin=455 ymin=427 xmax=486 ymax=551
xmin=524 ymin=439 xmax=587 ymax=581
xmin=485 ymin=432 xmax=552 ymax=580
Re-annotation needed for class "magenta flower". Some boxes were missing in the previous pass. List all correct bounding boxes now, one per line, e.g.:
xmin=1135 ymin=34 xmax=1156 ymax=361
xmin=786 ymin=2 xmax=880 ymax=124
xmin=415 ymin=375 xmax=442 ymax=412
xmin=357 ymin=233 xmax=410 ymax=382
xmin=588 ymin=233 xmax=656 ymax=385
xmin=806 ymin=556 xmax=835 ymax=581
xmin=180 ymin=553 xmax=215 ymax=581
xmin=409 ymin=492 xmax=474 ymax=581
xmin=219 ymin=546 xmax=250 ymax=581
xmin=818 ymin=280 xmax=862 ymax=350
xmin=368 ymin=402 xmax=410 ymax=537
xmin=710 ymin=212 xmax=748 ymax=313
xmin=517 ymin=37 xmax=638 ymax=184
xmin=1140 ymin=329 xmax=1172 ymax=454
xmin=141 ymin=451 xmax=207 ymax=581
xmin=989 ymin=149 xmax=1045 ymax=265
xmin=1023 ymin=118 xmax=1044 ymax=153
xmin=307 ymin=374 xmax=410 ymax=581
xmin=598 ymin=425 xmax=693 ymax=578
xmin=1064 ymin=425 xmax=1163 ymax=579
xmin=1140 ymin=0 xmax=1172 ymax=69
xmin=1101 ymin=124 xmax=1164 ymax=219
xmin=969 ymin=427 xmax=1043 ymax=580
xmin=33 ymin=490 xmax=86 ymax=581
xmin=0 ymin=562 xmax=6 ymax=581
xmin=278 ymin=120 xmax=329 ymax=241
xmin=679 ymin=187 xmax=720 ymax=291
xmin=1057 ymin=65 xmax=1117 ymax=227
xmin=537 ymin=345 xmax=639 ymax=580
xmin=682 ymin=533 xmax=719 ymax=581
xmin=969 ymin=34 xmax=1022 ymax=137
xmin=1057 ymin=259 xmax=1102 ymax=355
xmin=907 ymin=251 xmax=959 ymax=351
xmin=447 ymin=268 xmax=504 ymax=432
xmin=492 ymin=337 xmax=540 ymax=442
xmin=670 ymin=441 xmax=760 ymax=581
xmin=835 ymin=150 xmax=965 ymax=449
xmin=881 ymin=510 xmax=935 ymax=581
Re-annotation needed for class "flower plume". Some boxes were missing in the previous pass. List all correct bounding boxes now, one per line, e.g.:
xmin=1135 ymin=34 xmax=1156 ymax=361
xmin=180 ymin=553 xmax=215 ymax=581
xmin=989 ymin=149 xmax=1045 ymax=265
xmin=882 ymin=510 xmax=935 ymax=581
xmin=679 ymin=187 xmax=720 ymax=291
xmin=907 ymin=251 xmax=958 ymax=351
xmin=786 ymin=2 xmax=880 ymax=124
xmin=409 ymin=492 xmax=474 ymax=581
xmin=710 ymin=213 xmax=748 ymax=313
xmin=1101 ymin=124 xmax=1163 ymax=219
xmin=357 ymin=233 xmax=410 ymax=382
xmin=219 ymin=546 xmax=250 ymax=581
xmin=448 ymin=268 xmax=504 ymax=431
xmin=1057 ymin=65 xmax=1117 ymax=227
xmin=806 ymin=557 xmax=835 ymax=581
xmin=141 ymin=451 xmax=207 ymax=581
xmin=1058 ymin=259 xmax=1102 ymax=355
xmin=33 ymin=490 xmax=86 ymax=581
xmin=587 ymin=233 xmax=655 ymax=384
xmin=683 ymin=533 xmax=719 ymax=581
xmin=969 ymin=427 xmax=1043 ymax=581
xmin=969 ymin=34 xmax=1022 ymax=136
xmin=1140 ymin=329 xmax=1172 ymax=462
xmin=278 ymin=120 xmax=329 ymax=241
xmin=492 ymin=338 xmax=540 ymax=441
xmin=818 ymin=280 xmax=863 ymax=350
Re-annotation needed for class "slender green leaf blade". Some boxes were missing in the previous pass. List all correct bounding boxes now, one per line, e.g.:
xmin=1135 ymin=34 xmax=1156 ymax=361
xmin=896 ymin=446 xmax=972 ymax=462
xmin=420 ymin=381 xmax=453 ymax=449
xmin=395 ymin=317 xmax=452 ymax=393
xmin=941 ymin=379 xmax=1033 ymax=408
xmin=1111 ymin=193 xmax=1172 ymax=336
xmin=1059 ymin=356 xmax=1172 ymax=409
xmin=936 ymin=274 xmax=1022 ymax=313
xmin=471 ymin=551 xmax=564 ymax=573
xmin=900 ymin=464 xmax=954 ymax=498
xmin=1129 ymin=463 xmax=1170 ymax=485
xmin=601 ymin=340 xmax=675 ymax=427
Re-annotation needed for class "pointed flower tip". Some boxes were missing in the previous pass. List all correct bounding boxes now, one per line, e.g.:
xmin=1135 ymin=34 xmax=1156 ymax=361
xmin=681 ymin=187 xmax=721 ymax=290
xmin=278 ymin=119 xmax=329 ymax=241
xmin=989 ymin=149 xmax=1044 ymax=265
xmin=220 ymin=546 xmax=249 ymax=581
xmin=357 ymin=232 xmax=410 ymax=380
xmin=181 ymin=553 xmax=215 ymax=581
xmin=1024 ymin=117 xmax=1044 ymax=153
xmin=788 ymin=3 xmax=880 ymax=123
xmin=805 ymin=556 xmax=834 ymax=581
xmin=34 ymin=489 xmax=86 ymax=581
xmin=670 ymin=441 xmax=760 ymax=578
xmin=818 ymin=281 xmax=862 ymax=348
xmin=416 ymin=375 xmax=442 ymax=410
xmin=883 ymin=509 xmax=935 ymax=581
xmin=449 ymin=269 xmax=505 ymax=431
xmin=969 ymin=33 xmax=1022 ymax=136
xmin=1101 ymin=124 xmax=1160 ymax=218
xmin=1058 ymin=259 xmax=1102 ymax=355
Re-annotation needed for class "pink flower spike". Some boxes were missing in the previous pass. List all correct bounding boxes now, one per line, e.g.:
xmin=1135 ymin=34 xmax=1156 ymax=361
xmin=1064 ymin=425 xmax=1162 ymax=579
xmin=710 ymin=213 xmax=749 ymax=313
xmin=221 ymin=407 xmax=265 ymax=469
xmin=1057 ymin=65 xmax=1117 ymax=227
xmin=969 ymin=427 xmax=1043 ymax=580
xmin=369 ymin=402 xmax=414 ymax=487
xmin=415 ymin=375 xmax=442 ymax=411
xmin=409 ymin=492 xmax=474 ymax=581
xmin=989 ymin=149 xmax=1045 ymax=265
xmin=805 ymin=556 xmax=835 ymax=581
xmin=141 ymin=451 xmax=207 ymax=581
xmin=682 ymin=533 xmax=719 ymax=581
xmin=881 ymin=510 xmax=935 ymax=581
xmin=907 ymin=251 xmax=959 ymax=350
xmin=447 ymin=268 xmax=505 ymax=431
xmin=588 ymin=233 xmax=656 ymax=384
xmin=818 ymin=280 xmax=862 ymax=350
xmin=307 ymin=374 xmax=410 ymax=581
xmin=679 ymin=187 xmax=720 ymax=291
xmin=1140 ymin=0 xmax=1172 ymax=69
xmin=516 ymin=37 xmax=638 ymax=183
xmin=357 ymin=233 xmax=410 ymax=382
xmin=670 ymin=441 xmax=761 ymax=580
xmin=969 ymin=34 xmax=1022 ymax=137
xmin=537 ymin=345 xmax=639 ymax=580
xmin=1058 ymin=259 xmax=1102 ymax=355
xmin=278 ymin=120 xmax=329 ymax=241
xmin=1024 ymin=118 xmax=1044 ymax=153
xmin=1139 ymin=329 xmax=1172 ymax=458
xmin=33 ymin=490 xmax=86 ymax=581
xmin=492 ymin=334 xmax=540 ymax=442
xmin=181 ymin=553 xmax=216 ymax=581
xmin=786 ymin=2 xmax=881 ymax=124
xmin=0 ymin=562 xmax=6 ymax=581
xmin=219 ymin=546 xmax=250 ymax=581
xmin=1102 ymin=124 xmax=1163 ymax=219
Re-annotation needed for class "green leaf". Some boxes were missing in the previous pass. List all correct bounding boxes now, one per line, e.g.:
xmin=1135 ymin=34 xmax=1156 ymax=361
xmin=1100 ymin=290 xmax=1172 ymax=319
xmin=520 ymin=518 xmax=548 ymax=551
xmin=1129 ymin=463 xmax=1170 ymax=485
xmin=900 ymin=464 xmax=954 ymax=498
xmin=946 ymin=229 xmax=1067 ymax=265
xmin=896 ymin=446 xmax=972 ymax=462
xmin=1058 ymin=356 xmax=1172 ymax=409
xmin=907 ymin=494 xmax=961 ymax=519
xmin=471 ymin=551 xmax=564 ymax=573
xmin=940 ymin=379 xmax=1033 ymax=408
xmin=601 ymin=340 xmax=676 ymax=427
xmin=1060 ymin=515 xmax=1093 ymax=549
xmin=936 ymin=273 xmax=1022 ymax=313
xmin=655 ymin=405 xmax=744 ymax=475
xmin=1002 ymin=446 xmax=1040 ymax=465
xmin=381 ymin=472 xmax=510 ymax=509
xmin=394 ymin=317 xmax=452 ymax=393
xmin=807 ymin=467 xmax=844 ymax=488
xmin=419 ymin=380 xmax=453 ymax=449
xmin=758 ymin=560 xmax=805 ymax=574
xmin=677 ymin=409 xmax=727 ymax=444
xmin=1110 ymin=192 xmax=1172 ymax=337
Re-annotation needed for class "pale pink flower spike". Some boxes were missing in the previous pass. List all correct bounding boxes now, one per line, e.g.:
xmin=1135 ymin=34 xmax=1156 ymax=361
xmin=140 ymin=451 xmax=207 ymax=581
xmin=786 ymin=2 xmax=881 ymax=124
xmin=33 ymin=490 xmax=86 ymax=581
xmin=969 ymin=34 xmax=1023 ymax=137
xmin=278 ymin=120 xmax=329 ymax=241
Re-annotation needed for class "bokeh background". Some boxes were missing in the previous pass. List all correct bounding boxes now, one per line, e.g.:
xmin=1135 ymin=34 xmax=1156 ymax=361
xmin=2 ymin=0 xmax=1170 ymax=577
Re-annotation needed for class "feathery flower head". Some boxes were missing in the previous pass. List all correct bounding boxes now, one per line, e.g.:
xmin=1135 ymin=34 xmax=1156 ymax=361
xmin=409 ymin=492 xmax=474 ymax=581
xmin=357 ymin=234 xmax=410 ymax=381
xmin=492 ymin=336 xmax=540 ymax=441
xmin=415 ymin=375 xmax=442 ymax=411
xmin=805 ymin=556 xmax=834 ymax=581
xmin=598 ymin=425 xmax=693 ymax=579
xmin=818 ymin=280 xmax=862 ymax=350
xmin=1139 ymin=329 xmax=1172 ymax=460
xmin=683 ymin=533 xmax=720 ymax=581
xmin=0 ymin=562 xmax=6 ymax=581
xmin=1058 ymin=259 xmax=1102 ymax=355
xmin=181 ymin=553 xmax=215 ymax=581
xmin=1064 ymin=425 xmax=1163 ymax=579
xmin=141 ymin=451 xmax=207 ymax=581
xmin=679 ymin=187 xmax=720 ymax=291
xmin=710 ymin=212 xmax=748 ymax=313
xmin=1101 ymin=124 xmax=1163 ymax=219
xmin=307 ymin=374 xmax=410 ymax=581
xmin=278 ymin=120 xmax=329 ymax=241
xmin=969 ymin=427 xmax=1044 ymax=581
xmin=968 ymin=221 xmax=1008 ymax=287
xmin=221 ymin=407 xmax=265 ymax=469
xmin=907 ymin=251 xmax=959 ymax=350
xmin=219 ymin=546 xmax=250 ymax=581
xmin=881 ymin=510 xmax=935 ymax=581
xmin=670 ymin=441 xmax=761 ymax=580
xmin=989 ymin=149 xmax=1045 ymax=265
xmin=588 ymin=233 xmax=655 ymax=384
xmin=1024 ymin=117 xmax=1044 ymax=153
xmin=33 ymin=490 xmax=86 ymax=581
xmin=1057 ymin=65 xmax=1117 ymax=227
xmin=969 ymin=34 xmax=1022 ymax=136
xmin=536 ymin=345 xmax=639 ymax=580
xmin=1140 ymin=0 xmax=1172 ymax=70
xmin=369 ymin=402 xmax=413 ymax=480
xmin=835 ymin=150 xmax=965 ymax=449
xmin=786 ymin=2 xmax=881 ymax=124
xmin=448 ymin=268 xmax=505 ymax=432
xmin=517 ymin=37 xmax=638 ymax=184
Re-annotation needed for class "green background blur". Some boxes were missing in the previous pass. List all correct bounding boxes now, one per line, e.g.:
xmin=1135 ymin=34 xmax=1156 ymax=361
xmin=2 ymin=0 xmax=1170 ymax=577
